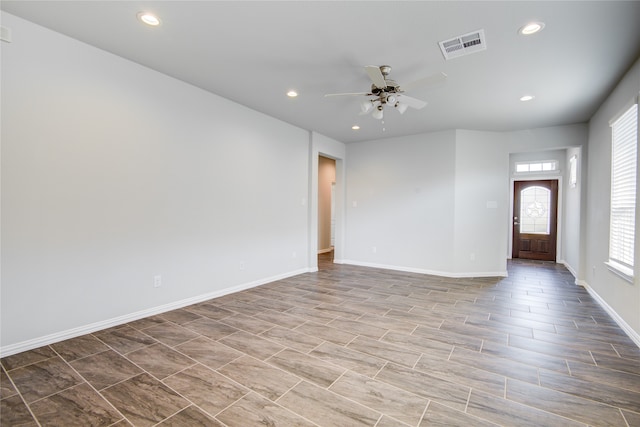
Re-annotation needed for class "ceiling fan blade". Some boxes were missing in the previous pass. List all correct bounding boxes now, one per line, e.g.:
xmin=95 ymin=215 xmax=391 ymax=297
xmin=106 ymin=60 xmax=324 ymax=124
xmin=365 ymin=65 xmax=387 ymax=89
xmin=324 ymin=92 xmax=371 ymax=97
xmin=397 ymin=94 xmax=427 ymax=109
xmin=400 ymin=72 xmax=447 ymax=92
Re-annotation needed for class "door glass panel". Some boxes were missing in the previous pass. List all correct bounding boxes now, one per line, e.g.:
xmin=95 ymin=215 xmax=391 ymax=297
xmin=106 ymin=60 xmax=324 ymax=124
xmin=520 ymin=186 xmax=550 ymax=234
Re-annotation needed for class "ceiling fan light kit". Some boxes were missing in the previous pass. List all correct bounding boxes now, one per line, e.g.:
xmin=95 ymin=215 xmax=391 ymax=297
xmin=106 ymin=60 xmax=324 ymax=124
xmin=396 ymin=103 xmax=409 ymax=114
xmin=360 ymin=100 xmax=373 ymax=114
xmin=325 ymin=65 xmax=447 ymax=121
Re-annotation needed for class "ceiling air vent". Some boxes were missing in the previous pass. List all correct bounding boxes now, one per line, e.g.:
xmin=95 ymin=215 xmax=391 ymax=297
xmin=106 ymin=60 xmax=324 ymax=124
xmin=438 ymin=29 xmax=486 ymax=60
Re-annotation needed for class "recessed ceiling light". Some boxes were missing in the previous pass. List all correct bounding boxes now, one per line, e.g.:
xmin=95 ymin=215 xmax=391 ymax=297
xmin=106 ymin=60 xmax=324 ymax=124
xmin=520 ymin=95 xmax=535 ymax=102
xmin=352 ymin=125 xmax=360 ymax=130
xmin=519 ymin=22 xmax=545 ymax=35
xmin=137 ymin=12 xmax=161 ymax=26
xmin=287 ymin=90 xmax=298 ymax=98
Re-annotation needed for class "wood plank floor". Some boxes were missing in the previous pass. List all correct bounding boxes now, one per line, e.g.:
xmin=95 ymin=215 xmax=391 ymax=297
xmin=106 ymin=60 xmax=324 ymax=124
xmin=2 ymin=254 xmax=639 ymax=426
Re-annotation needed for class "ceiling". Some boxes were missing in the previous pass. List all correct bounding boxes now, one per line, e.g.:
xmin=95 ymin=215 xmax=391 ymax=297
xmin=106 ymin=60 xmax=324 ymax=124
xmin=2 ymin=1 xmax=640 ymax=143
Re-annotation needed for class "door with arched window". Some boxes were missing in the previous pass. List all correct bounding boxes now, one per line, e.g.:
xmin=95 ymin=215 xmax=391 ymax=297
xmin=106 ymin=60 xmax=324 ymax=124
xmin=512 ymin=180 xmax=558 ymax=261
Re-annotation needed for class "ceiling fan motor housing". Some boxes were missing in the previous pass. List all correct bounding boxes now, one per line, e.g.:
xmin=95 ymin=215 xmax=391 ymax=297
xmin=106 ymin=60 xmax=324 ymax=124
xmin=371 ymin=79 xmax=400 ymax=95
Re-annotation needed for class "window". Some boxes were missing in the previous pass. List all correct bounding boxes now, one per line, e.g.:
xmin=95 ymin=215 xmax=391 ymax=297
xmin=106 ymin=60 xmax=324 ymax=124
xmin=520 ymin=186 xmax=551 ymax=234
xmin=569 ymin=155 xmax=578 ymax=188
xmin=515 ymin=160 xmax=557 ymax=174
xmin=608 ymin=102 xmax=638 ymax=281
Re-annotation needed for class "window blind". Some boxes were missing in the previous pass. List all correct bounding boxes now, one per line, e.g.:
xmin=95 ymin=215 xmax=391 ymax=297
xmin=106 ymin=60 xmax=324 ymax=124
xmin=609 ymin=102 xmax=638 ymax=274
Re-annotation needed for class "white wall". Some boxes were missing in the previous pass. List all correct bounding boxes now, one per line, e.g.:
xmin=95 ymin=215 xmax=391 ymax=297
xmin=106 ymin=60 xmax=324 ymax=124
xmin=563 ymin=146 xmax=583 ymax=277
xmin=504 ymin=125 xmax=588 ymax=153
xmin=1 ymin=13 xmax=312 ymax=353
xmin=344 ymin=131 xmax=457 ymax=274
xmin=344 ymin=126 xmax=586 ymax=277
xmin=454 ymin=130 xmax=509 ymax=275
xmin=584 ymin=57 xmax=640 ymax=341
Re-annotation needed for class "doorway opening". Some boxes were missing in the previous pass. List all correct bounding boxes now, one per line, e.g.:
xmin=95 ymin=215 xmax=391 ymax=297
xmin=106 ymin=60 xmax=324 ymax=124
xmin=318 ymin=156 xmax=336 ymax=267
xmin=512 ymin=179 xmax=559 ymax=261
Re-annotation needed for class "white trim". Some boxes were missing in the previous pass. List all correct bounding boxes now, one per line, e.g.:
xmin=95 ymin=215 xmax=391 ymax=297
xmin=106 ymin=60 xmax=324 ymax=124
xmin=508 ymin=175 xmax=563 ymax=262
xmin=579 ymin=280 xmax=640 ymax=349
xmin=340 ymin=260 xmax=507 ymax=278
xmin=559 ymin=259 xmax=578 ymax=282
xmin=514 ymin=159 xmax=559 ymax=174
xmin=564 ymin=266 xmax=640 ymax=348
xmin=604 ymin=260 xmax=634 ymax=283
xmin=309 ymin=132 xmax=347 ymax=275
xmin=0 ymin=268 xmax=310 ymax=357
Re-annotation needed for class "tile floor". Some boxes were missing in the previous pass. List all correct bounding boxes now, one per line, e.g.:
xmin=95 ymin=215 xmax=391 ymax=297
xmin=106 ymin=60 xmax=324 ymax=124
xmin=2 ymin=254 xmax=640 ymax=426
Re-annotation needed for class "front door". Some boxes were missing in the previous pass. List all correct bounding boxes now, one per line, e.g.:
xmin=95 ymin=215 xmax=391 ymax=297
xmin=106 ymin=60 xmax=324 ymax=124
xmin=512 ymin=180 xmax=558 ymax=261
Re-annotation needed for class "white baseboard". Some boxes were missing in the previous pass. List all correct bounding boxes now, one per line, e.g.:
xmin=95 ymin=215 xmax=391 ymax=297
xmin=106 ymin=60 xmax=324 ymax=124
xmin=576 ymin=279 xmax=588 ymax=288
xmin=0 ymin=268 xmax=310 ymax=358
xmin=340 ymin=259 xmax=507 ymax=278
xmin=559 ymin=259 xmax=579 ymax=283
xmin=578 ymin=280 xmax=640 ymax=349
xmin=558 ymin=263 xmax=639 ymax=348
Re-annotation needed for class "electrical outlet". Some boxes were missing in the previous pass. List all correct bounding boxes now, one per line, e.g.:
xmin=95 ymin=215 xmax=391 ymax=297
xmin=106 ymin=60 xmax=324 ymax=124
xmin=372 ymin=246 xmax=377 ymax=254
xmin=153 ymin=275 xmax=162 ymax=288
xmin=239 ymin=262 xmax=246 ymax=271
xmin=292 ymin=251 xmax=297 ymax=258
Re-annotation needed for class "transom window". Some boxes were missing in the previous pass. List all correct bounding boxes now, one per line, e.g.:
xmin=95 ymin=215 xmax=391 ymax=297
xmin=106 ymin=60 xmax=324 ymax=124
xmin=515 ymin=161 xmax=558 ymax=173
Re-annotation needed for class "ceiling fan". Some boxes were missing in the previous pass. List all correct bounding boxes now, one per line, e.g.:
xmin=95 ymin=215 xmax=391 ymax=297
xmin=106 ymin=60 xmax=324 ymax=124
xmin=325 ymin=65 xmax=447 ymax=120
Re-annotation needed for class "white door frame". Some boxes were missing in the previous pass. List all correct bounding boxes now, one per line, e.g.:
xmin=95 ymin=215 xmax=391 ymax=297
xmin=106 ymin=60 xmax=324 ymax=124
xmin=508 ymin=175 xmax=563 ymax=261
xmin=308 ymin=132 xmax=346 ymax=272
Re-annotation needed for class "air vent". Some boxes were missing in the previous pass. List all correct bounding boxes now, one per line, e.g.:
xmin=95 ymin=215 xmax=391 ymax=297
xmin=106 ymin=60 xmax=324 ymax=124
xmin=438 ymin=29 xmax=486 ymax=60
